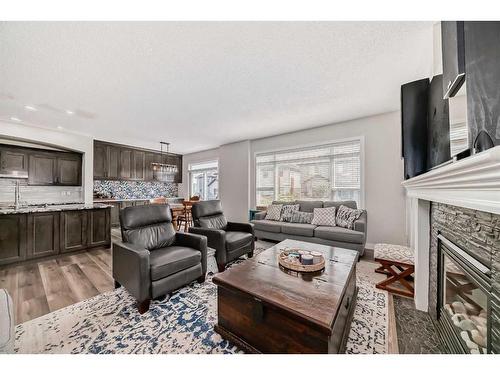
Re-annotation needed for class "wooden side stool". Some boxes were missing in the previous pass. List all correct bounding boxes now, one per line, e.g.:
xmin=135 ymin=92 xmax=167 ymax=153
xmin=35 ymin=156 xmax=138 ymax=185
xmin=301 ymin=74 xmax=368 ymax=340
xmin=374 ymin=243 xmax=415 ymax=298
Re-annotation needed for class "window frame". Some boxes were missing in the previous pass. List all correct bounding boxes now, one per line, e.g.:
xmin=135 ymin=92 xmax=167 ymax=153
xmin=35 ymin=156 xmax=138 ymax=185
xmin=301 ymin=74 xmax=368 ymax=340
xmin=253 ymin=136 xmax=365 ymax=208
xmin=188 ymin=159 xmax=219 ymax=200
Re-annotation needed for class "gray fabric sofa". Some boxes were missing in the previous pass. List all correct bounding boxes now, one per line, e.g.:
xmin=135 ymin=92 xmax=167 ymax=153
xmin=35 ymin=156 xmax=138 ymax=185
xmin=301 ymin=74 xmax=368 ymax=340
xmin=251 ymin=200 xmax=367 ymax=255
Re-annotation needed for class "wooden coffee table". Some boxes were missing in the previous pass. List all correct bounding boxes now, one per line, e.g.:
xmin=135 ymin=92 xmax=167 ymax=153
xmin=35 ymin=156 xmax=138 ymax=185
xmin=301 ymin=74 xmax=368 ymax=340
xmin=212 ymin=239 xmax=358 ymax=353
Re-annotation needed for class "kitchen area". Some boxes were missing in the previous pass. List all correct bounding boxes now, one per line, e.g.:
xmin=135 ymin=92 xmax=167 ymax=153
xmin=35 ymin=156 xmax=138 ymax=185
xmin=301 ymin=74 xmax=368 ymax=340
xmin=0 ymin=138 xmax=184 ymax=267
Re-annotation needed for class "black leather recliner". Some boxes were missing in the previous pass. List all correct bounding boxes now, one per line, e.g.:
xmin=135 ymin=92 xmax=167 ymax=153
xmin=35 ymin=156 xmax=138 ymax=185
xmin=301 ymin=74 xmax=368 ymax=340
xmin=189 ymin=200 xmax=254 ymax=272
xmin=113 ymin=204 xmax=207 ymax=313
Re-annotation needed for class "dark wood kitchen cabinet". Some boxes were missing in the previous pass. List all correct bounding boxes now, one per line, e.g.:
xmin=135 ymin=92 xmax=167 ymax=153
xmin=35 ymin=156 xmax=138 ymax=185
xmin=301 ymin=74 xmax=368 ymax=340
xmin=0 ymin=214 xmax=27 ymax=266
xmin=28 ymin=153 xmax=57 ymax=185
xmin=0 ymin=146 xmax=28 ymax=174
xmin=57 ymin=154 xmax=82 ymax=185
xmin=133 ymin=150 xmax=145 ymax=180
xmin=87 ymin=208 xmax=110 ymax=247
xmin=93 ymin=140 xmax=182 ymax=182
xmin=60 ymin=210 xmax=88 ymax=253
xmin=26 ymin=212 xmax=60 ymax=259
xmin=441 ymin=21 xmax=465 ymax=99
xmin=119 ymin=148 xmax=134 ymax=179
xmin=109 ymin=202 xmax=121 ymax=227
xmin=93 ymin=142 xmax=107 ymax=179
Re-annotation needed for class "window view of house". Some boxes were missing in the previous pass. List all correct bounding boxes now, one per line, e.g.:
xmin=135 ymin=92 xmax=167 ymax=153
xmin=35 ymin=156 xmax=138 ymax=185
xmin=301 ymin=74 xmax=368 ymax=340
xmin=256 ymin=140 xmax=361 ymax=206
xmin=189 ymin=160 xmax=219 ymax=200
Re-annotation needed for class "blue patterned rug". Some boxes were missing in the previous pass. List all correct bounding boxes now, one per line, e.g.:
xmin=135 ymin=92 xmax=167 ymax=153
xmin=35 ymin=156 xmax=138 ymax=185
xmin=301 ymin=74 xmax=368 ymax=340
xmin=15 ymin=251 xmax=388 ymax=354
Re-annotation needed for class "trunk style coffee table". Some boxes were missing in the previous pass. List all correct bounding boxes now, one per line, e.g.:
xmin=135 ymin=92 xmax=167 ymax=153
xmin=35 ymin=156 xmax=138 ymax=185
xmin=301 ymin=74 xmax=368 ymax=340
xmin=212 ymin=239 xmax=358 ymax=354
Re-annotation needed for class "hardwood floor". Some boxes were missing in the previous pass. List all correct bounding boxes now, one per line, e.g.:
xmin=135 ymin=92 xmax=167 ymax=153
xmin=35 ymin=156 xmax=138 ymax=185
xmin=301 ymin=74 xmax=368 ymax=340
xmin=0 ymin=247 xmax=113 ymax=324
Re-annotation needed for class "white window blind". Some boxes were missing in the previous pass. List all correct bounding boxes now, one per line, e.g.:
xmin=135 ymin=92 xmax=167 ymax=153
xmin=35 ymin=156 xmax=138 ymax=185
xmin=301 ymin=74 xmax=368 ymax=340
xmin=256 ymin=140 xmax=362 ymax=207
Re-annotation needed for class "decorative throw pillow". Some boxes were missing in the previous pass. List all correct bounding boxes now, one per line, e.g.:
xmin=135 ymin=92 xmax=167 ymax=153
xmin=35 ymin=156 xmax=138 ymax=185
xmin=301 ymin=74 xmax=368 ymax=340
xmin=336 ymin=205 xmax=364 ymax=229
xmin=311 ymin=207 xmax=337 ymax=226
xmin=265 ymin=204 xmax=283 ymax=221
xmin=280 ymin=204 xmax=300 ymax=222
xmin=290 ymin=211 xmax=313 ymax=224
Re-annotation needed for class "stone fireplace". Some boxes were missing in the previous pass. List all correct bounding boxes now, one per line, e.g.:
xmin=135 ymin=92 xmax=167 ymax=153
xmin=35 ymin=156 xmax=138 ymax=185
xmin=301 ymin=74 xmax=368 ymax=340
xmin=402 ymin=146 xmax=500 ymax=354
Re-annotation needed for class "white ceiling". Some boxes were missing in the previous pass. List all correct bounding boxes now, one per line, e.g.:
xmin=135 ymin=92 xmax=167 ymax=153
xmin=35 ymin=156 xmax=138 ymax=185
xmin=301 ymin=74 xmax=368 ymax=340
xmin=0 ymin=22 xmax=433 ymax=154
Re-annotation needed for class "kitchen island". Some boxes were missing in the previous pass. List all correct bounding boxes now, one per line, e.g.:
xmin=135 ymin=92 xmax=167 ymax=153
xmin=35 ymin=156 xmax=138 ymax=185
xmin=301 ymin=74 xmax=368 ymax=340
xmin=0 ymin=203 xmax=111 ymax=267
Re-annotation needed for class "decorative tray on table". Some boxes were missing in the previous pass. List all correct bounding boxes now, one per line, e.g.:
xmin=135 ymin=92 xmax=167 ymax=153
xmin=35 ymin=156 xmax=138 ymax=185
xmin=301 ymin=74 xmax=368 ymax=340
xmin=278 ymin=249 xmax=325 ymax=273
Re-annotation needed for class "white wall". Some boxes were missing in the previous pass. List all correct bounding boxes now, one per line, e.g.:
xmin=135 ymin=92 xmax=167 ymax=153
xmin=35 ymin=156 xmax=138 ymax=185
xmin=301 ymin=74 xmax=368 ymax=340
xmin=181 ymin=111 xmax=406 ymax=248
xmin=219 ymin=141 xmax=251 ymax=222
xmin=0 ymin=121 xmax=94 ymax=204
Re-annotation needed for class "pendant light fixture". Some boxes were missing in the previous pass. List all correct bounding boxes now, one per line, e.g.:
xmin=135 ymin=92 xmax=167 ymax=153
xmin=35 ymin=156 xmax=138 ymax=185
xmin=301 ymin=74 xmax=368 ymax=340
xmin=151 ymin=141 xmax=178 ymax=182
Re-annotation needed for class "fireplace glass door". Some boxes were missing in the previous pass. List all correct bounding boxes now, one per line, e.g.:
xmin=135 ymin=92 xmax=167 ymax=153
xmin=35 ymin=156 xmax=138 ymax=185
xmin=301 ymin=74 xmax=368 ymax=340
xmin=442 ymin=251 xmax=489 ymax=353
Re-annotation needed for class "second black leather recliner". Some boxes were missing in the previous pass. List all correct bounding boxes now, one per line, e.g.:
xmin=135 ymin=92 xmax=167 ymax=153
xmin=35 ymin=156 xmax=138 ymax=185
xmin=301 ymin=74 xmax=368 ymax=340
xmin=189 ymin=200 xmax=254 ymax=272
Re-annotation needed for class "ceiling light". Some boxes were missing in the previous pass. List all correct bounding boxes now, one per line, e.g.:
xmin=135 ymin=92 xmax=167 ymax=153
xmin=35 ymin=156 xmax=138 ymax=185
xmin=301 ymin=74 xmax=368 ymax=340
xmin=57 ymin=126 xmax=64 ymax=130
xmin=10 ymin=117 xmax=21 ymax=122
xmin=65 ymin=110 xmax=74 ymax=115
xmin=24 ymin=105 xmax=37 ymax=111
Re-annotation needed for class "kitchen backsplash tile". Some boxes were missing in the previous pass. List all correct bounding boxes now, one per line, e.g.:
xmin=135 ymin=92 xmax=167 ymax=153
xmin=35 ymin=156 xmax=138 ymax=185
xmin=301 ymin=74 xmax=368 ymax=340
xmin=94 ymin=180 xmax=178 ymax=199
xmin=0 ymin=179 xmax=83 ymax=205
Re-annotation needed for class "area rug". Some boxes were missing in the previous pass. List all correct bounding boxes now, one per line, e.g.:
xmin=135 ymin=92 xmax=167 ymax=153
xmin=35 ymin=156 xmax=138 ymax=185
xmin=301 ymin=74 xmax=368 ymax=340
xmin=15 ymin=243 xmax=388 ymax=354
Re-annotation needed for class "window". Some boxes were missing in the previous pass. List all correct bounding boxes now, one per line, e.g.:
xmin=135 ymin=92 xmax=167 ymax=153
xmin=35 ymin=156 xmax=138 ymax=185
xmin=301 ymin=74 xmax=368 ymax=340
xmin=255 ymin=140 xmax=362 ymax=207
xmin=189 ymin=160 xmax=219 ymax=200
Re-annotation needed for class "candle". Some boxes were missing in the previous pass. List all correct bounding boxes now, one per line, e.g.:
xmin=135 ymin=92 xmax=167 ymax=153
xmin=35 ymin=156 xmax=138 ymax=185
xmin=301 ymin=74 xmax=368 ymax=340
xmin=310 ymin=251 xmax=322 ymax=264
xmin=301 ymin=254 xmax=313 ymax=265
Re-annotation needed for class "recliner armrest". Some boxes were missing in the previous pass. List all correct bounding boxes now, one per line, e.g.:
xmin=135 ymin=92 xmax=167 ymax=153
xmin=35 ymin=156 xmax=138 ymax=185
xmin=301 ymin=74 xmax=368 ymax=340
xmin=175 ymin=232 xmax=208 ymax=275
xmin=188 ymin=227 xmax=226 ymax=252
xmin=253 ymin=211 xmax=267 ymax=220
xmin=112 ymin=240 xmax=151 ymax=302
xmin=226 ymin=221 xmax=254 ymax=234
xmin=353 ymin=211 xmax=367 ymax=235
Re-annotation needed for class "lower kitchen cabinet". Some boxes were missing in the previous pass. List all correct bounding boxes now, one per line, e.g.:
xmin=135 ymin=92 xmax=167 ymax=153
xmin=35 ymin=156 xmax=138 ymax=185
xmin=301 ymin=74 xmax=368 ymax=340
xmin=27 ymin=212 xmax=60 ymax=259
xmin=0 ymin=214 xmax=27 ymax=266
xmin=0 ymin=208 xmax=111 ymax=267
xmin=60 ymin=210 xmax=89 ymax=253
xmin=109 ymin=202 xmax=121 ymax=227
xmin=88 ymin=208 xmax=110 ymax=247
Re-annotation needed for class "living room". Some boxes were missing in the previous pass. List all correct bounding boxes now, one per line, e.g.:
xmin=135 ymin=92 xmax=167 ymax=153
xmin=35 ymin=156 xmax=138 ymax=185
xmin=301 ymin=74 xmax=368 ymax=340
xmin=1 ymin=0 xmax=499 ymax=373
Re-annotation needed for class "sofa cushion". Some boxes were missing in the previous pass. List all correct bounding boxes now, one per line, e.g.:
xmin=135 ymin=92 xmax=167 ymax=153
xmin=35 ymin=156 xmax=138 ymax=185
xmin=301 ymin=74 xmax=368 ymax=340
xmin=323 ymin=200 xmax=357 ymax=210
xmin=280 ymin=204 xmax=299 ymax=222
xmin=290 ymin=211 xmax=313 ymax=224
xmin=311 ymin=207 xmax=337 ymax=226
xmin=336 ymin=205 xmax=365 ymax=229
xmin=296 ymin=200 xmax=323 ymax=212
xmin=314 ymin=226 xmax=364 ymax=244
xmin=281 ymin=223 xmax=316 ymax=237
xmin=251 ymin=219 xmax=282 ymax=233
xmin=226 ymin=231 xmax=253 ymax=251
xmin=149 ymin=246 xmax=202 ymax=280
xmin=265 ymin=204 xmax=283 ymax=221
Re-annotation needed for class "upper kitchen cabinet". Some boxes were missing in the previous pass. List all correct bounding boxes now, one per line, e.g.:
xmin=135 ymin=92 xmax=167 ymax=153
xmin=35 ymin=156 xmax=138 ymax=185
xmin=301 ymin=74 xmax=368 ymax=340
xmin=0 ymin=146 xmax=29 ymax=176
xmin=133 ymin=150 xmax=145 ymax=180
xmin=57 ymin=153 xmax=82 ymax=185
xmin=441 ymin=21 xmax=465 ymax=99
xmin=28 ymin=150 xmax=82 ymax=186
xmin=28 ymin=152 xmax=57 ymax=185
xmin=93 ymin=140 xmax=182 ymax=182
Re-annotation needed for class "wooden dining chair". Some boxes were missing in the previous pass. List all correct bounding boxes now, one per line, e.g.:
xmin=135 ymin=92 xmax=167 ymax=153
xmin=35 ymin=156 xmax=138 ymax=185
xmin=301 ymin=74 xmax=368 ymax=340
xmin=176 ymin=200 xmax=194 ymax=232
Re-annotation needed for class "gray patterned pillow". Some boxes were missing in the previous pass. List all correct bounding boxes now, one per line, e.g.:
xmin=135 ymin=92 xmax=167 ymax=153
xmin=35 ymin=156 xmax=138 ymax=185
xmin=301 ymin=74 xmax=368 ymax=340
xmin=280 ymin=204 xmax=299 ymax=222
xmin=290 ymin=211 xmax=313 ymax=224
xmin=311 ymin=207 xmax=337 ymax=226
xmin=265 ymin=204 xmax=283 ymax=221
xmin=336 ymin=205 xmax=364 ymax=229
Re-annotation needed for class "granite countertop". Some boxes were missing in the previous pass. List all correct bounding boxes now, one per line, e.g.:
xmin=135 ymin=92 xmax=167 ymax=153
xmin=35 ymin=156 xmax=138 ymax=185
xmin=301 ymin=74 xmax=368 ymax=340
xmin=0 ymin=203 xmax=112 ymax=215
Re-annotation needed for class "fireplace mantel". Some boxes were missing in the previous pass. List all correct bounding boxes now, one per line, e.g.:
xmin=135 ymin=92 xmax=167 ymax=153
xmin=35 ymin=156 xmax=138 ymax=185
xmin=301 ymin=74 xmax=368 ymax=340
xmin=402 ymin=145 xmax=500 ymax=312
xmin=402 ymin=145 xmax=500 ymax=215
